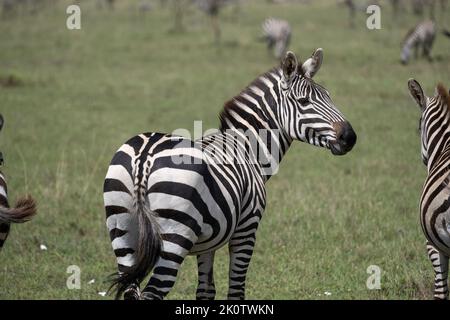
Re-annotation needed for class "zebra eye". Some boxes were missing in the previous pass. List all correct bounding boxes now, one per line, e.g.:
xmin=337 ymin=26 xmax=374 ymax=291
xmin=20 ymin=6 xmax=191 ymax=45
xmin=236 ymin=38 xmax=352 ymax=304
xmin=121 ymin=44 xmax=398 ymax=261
xmin=299 ymin=97 xmax=309 ymax=105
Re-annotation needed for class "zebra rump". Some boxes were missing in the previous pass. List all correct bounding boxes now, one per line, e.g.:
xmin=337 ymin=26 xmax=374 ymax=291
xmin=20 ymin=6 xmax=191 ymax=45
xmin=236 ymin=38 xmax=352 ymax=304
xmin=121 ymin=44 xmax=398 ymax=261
xmin=106 ymin=150 xmax=162 ymax=300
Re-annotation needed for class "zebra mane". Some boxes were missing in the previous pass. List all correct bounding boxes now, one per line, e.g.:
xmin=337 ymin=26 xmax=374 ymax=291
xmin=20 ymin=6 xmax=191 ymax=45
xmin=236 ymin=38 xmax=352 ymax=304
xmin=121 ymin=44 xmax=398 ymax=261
xmin=219 ymin=61 xmax=308 ymax=131
xmin=437 ymin=84 xmax=450 ymax=111
xmin=219 ymin=67 xmax=281 ymax=131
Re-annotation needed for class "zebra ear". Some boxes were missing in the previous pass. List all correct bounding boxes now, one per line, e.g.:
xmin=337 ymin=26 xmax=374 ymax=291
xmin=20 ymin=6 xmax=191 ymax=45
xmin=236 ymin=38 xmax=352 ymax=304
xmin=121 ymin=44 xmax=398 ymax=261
xmin=281 ymin=51 xmax=298 ymax=86
xmin=301 ymin=48 xmax=323 ymax=78
xmin=408 ymin=79 xmax=426 ymax=110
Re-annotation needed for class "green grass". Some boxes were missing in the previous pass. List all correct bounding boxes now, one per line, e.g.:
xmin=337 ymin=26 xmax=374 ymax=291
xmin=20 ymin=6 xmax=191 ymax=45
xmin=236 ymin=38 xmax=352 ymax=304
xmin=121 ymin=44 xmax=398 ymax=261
xmin=0 ymin=0 xmax=449 ymax=300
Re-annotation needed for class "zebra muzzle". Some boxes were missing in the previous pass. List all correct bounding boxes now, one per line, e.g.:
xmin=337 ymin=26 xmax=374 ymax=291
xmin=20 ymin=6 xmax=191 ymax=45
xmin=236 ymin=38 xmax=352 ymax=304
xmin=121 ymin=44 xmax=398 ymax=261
xmin=330 ymin=122 xmax=357 ymax=156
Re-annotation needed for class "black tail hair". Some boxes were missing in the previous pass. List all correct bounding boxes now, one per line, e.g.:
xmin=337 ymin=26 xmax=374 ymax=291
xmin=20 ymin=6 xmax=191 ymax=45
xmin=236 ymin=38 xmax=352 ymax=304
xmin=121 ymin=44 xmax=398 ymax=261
xmin=108 ymin=193 xmax=161 ymax=299
xmin=0 ymin=195 xmax=37 ymax=224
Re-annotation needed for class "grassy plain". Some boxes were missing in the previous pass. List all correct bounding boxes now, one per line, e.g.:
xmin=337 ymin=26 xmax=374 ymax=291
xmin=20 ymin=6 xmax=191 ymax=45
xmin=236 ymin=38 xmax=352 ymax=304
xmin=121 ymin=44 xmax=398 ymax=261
xmin=0 ymin=0 xmax=449 ymax=299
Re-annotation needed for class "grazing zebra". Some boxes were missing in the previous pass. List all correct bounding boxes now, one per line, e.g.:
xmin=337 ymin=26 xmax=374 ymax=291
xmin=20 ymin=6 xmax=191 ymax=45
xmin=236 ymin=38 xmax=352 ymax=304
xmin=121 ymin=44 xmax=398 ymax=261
xmin=104 ymin=49 xmax=357 ymax=300
xmin=408 ymin=79 xmax=450 ymax=299
xmin=0 ymin=115 xmax=37 ymax=251
xmin=401 ymin=20 xmax=436 ymax=64
xmin=261 ymin=18 xmax=292 ymax=59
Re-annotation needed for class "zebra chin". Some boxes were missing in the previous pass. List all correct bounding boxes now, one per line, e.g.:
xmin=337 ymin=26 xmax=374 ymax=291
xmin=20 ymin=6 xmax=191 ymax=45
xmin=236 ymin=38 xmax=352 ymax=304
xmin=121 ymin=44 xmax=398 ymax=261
xmin=330 ymin=142 xmax=349 ymax=156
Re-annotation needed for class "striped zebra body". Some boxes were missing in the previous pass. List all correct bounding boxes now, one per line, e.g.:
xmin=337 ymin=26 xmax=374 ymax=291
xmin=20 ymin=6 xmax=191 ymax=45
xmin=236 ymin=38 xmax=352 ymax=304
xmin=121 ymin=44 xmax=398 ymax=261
xmin=401 ymin=20 xmax=436 ymax=64
xmin=408 ymin=79 xmax=450 ymax=299
xmin=262 ymin=18 xmax=291 ymax=59
xmin=104 ymin=50 xmax=356 ymax=300
xmin=0 ymin=115 xmax=37 ymax=252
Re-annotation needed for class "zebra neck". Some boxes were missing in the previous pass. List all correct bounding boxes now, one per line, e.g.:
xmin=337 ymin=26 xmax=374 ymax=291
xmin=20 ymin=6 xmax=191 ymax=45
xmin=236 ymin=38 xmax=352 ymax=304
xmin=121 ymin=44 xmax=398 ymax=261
xmin=427 ymin=133 xmax=450 ymax=173
xmin=426 ymin=107 xmax=450 ymax=173
xmin=219 ymin=68 xmax=293 ymax=179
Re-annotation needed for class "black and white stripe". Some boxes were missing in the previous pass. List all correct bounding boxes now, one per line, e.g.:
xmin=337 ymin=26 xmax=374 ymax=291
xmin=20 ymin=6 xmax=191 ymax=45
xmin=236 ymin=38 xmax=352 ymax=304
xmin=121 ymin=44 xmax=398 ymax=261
xmin=408 ymin=79 xmax=450 ymax=299
xmin=0 ymin=115 xmax=37 ymax=252
xmin=401 ymin=20 xmax=436 ymax=64
xmin=104 ymin=49 xmax=356 ymax=300
xmin=261 ymin=18 xmax=292 ymax=59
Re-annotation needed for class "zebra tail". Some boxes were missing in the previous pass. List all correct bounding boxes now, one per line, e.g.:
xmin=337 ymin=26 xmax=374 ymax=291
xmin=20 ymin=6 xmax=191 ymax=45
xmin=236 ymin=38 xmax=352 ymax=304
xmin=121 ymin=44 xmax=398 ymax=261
xmin=443 ymin=29 xmax=450 ymax=38
xmin=0 ymin=195 xmax=37 ymax=224
xmin=109 ymin=164 xmax=162 ymax=299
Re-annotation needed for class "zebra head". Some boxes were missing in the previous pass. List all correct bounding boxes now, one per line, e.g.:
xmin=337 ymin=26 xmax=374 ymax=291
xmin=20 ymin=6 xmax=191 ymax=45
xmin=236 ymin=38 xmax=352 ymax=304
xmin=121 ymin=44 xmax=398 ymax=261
xmin=408 ymin=79 xmax=450 ymax=166
xmin=280 ymin=49 xmax=356 ymax=156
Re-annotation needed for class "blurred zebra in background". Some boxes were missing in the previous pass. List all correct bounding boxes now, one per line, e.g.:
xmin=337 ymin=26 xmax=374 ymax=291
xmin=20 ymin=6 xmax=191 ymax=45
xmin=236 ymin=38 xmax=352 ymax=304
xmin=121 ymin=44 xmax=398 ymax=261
xmin=196 ymin=0 xmax=240 ymax=43
xmin=408 ymin=79 xmax=450 ymax=299
xmin=342 ymin=0 xmax=356 ymax=28
xmin=104 ymin=49 xmax=356 ymax=300
xmin=401 ymin=20 xmax=436 ymax=64
xmin=411 ymin=0 xmax=448 ymax=18
xmin=0 ymin=115 xmax=37 ymax=252
xmin=97 ymin=0 xmax=115 ymax=10
xmin=261 ymin=18 xmax=291 ymax=59
xmin=1 ymin=0 xmax=46 ymax=16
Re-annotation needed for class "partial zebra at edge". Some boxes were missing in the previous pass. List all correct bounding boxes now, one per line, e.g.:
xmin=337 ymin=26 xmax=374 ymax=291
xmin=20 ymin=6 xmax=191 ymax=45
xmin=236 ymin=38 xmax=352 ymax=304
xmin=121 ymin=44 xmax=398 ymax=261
xmin=409 ymin=79 xmax=450 ymax=299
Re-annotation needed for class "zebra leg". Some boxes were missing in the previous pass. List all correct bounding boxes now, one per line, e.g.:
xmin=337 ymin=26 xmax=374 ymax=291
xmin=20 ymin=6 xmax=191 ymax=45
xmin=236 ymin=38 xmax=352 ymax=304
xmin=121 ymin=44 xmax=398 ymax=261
xmin=427 ymin=241 xmax=449 ymax=300
xmin=196 ymin=251 xmax=216 ymax=300
xmin=424 ymin=39 xmax=434 ymax=61
xmin=227 ymin=234 xmax=256 ymax=300
xmin=104 ymin=171 xmax=141 ymax=299
xmin=140 ymin=233 xmax=195 ymax=300
xmin=105 ymin=204 xmax=141 ymax=299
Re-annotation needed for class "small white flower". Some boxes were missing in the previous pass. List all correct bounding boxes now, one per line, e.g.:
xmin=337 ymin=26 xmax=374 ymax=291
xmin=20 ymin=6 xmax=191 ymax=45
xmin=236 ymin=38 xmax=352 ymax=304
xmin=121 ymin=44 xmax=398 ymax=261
xmin=98 ymin=291 xmax=107 ymax=297
xmin=324 ymin=291 xmax=332 ymax=296
xmin=88 ymin=279 xmax=95 ymax=285
xmin=39 ymin=244 xmax=47 ymax=251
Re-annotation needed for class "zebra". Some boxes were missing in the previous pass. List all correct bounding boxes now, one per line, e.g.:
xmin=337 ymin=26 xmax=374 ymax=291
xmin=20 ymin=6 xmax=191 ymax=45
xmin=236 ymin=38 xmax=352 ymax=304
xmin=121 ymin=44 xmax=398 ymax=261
xmin=0 ymin=114 xmax=37 ymax=251
xmin=408 ymin=79 xmax=450 ymax=299
xmin=195 ymin=0 xmax=238 ymax=43
xmin=261 ymin=18 xmax=292 ymax=59
xmin=104 ymin=49 xmax=357 ymax=300
xmin=401 ymin=20 xmax=436 ymax=64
